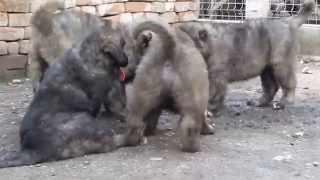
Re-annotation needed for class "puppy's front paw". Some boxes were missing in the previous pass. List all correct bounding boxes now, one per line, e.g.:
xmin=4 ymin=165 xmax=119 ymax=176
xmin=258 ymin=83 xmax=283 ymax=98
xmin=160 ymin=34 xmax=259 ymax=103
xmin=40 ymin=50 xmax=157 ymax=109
xmin=272 ymin=102 xmax=285 ymax=110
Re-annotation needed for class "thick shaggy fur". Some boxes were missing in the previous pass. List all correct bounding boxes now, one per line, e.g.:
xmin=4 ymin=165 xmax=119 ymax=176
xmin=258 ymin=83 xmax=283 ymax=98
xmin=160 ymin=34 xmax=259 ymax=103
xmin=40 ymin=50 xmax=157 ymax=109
xmin=0 ymin=28 xmax=128 ymax=168
xmin=30 ymin=1 xmax=124 ymax=91
xmin=124 ymin=20 xmax=214 ymax=152
xmin=179 ymin=0 xmax=315 ymax=113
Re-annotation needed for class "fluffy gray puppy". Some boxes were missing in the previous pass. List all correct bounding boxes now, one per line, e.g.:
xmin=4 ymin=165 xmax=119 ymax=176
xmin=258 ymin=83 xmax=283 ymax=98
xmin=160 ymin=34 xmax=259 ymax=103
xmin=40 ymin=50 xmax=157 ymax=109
xmin=179 ymin=0 xmax=315 ymax=114
xmin=124 ymin=20 xmax=214 ymax=152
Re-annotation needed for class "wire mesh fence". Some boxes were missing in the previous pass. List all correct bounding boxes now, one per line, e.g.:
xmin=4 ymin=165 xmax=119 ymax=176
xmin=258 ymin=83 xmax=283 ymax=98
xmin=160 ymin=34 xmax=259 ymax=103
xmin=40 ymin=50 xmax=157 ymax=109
xmin=269 ymin=0 xmax=320 ymax=24
xmin=199 ymin=0 xmax=246 ymax=21
xmin=198 ymin=0 xmax=319 ymax=25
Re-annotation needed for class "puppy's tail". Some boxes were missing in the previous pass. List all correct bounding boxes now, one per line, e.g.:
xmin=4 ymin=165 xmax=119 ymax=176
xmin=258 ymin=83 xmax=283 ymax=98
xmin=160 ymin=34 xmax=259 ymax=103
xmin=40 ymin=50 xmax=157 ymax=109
xmin=0 ymin=150 xmax=41 ymax=169
xmin=133 ymin=21 xmax=176 ymax=61
xmin=31 ymin=1 xmax=65 ymax=36
xmin=290 ymin=0 xmax=315 ymax=28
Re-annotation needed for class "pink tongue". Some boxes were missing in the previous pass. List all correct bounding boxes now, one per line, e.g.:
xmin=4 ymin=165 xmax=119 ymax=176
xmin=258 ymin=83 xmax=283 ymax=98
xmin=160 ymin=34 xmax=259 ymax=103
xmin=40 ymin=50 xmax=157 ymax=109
xmin=119 ymin=68 xmax=126 ymax=82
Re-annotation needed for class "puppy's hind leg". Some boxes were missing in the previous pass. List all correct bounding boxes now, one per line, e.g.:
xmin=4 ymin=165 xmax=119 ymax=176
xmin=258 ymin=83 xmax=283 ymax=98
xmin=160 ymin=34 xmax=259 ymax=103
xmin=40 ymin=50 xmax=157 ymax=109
xmin=56 ymin=113 xmax=120 ymax=159
xmin=272 ymin=61 xmax=296 ymax=109
xmin=179 ymin=113 xmax=202 ymax=152
xmin=250 ymin=66 xmax=280 ymax=107
xmin=125 ymin=88 xmax=161 ymax=146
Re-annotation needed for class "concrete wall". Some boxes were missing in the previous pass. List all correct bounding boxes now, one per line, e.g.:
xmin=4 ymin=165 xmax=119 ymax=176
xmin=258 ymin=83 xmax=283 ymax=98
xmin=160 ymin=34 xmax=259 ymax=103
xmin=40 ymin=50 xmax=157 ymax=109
xmin=299 ymin=25 xmax=320 ymax=56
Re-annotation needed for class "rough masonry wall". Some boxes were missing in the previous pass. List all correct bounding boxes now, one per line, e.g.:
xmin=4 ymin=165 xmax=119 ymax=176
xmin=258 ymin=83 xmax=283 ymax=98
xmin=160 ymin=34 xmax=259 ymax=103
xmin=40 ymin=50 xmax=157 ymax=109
xmin=0 ymin=0 xmax=197 ymax=80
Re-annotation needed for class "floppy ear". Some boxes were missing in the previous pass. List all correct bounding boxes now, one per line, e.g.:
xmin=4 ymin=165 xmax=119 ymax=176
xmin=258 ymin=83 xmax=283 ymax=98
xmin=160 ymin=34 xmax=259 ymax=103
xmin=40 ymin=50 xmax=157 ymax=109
xmin=198 ymin=29 xmax=208 ymax=41
xmin=102 ymin=44 xmax=128 ymax=67
xmin=138 ymin=32 xmax=152 ymax=49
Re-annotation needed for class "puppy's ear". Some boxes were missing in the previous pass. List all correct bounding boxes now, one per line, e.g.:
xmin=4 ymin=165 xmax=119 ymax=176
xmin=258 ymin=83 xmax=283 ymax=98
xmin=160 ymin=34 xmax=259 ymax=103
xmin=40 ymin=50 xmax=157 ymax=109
xmin=138 ymin=32 xmax=152 ymax=49
xmin=198 ymin=29 xmax=208 ymax=41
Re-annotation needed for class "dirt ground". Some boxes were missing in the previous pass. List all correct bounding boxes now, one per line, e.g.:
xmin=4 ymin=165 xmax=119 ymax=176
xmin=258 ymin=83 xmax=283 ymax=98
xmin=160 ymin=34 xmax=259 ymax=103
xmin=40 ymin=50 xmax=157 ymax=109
xmin=0 ymin=61 xmax=319 ymax=180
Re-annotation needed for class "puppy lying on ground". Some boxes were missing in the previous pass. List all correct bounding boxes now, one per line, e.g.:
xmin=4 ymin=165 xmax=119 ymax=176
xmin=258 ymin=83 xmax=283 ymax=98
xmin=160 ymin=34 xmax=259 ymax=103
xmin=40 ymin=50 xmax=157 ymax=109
xmin=0 ymin=26 xmax=128 ymax=168
xmin=30 ymin=1 xmax=125 ymax=92
xmin=124 ymin=20 xmax=214 ymax=152
xmin=179 ymin=0 xmax=315 ymax=114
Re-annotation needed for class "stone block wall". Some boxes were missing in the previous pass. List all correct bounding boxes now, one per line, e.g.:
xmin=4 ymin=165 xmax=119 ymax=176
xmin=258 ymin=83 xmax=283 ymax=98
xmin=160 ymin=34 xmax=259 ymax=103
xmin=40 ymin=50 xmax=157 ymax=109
xmin=0 ymin=0 xmax=32 ymax=80
xmin=0 ymin=0 xmax=197 ymax=80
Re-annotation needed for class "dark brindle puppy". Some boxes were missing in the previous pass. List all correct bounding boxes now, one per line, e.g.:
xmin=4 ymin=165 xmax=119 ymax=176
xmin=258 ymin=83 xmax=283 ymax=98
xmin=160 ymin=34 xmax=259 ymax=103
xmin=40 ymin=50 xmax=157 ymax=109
xmin=30 ymin=1 xmax=125 ymax=92
xmin=179 ymin=0 xmax=315 ymax=114
xmin=0 ymin=27 xmax=128 ymax=168
xmin=124 ymin=20 xmax=214 ymax=152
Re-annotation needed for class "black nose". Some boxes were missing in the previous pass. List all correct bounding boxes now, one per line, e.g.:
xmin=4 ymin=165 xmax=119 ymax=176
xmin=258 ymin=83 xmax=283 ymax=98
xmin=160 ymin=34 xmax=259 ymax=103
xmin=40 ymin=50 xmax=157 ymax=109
xmin=118 ymin=51 xmax=128 ymax=67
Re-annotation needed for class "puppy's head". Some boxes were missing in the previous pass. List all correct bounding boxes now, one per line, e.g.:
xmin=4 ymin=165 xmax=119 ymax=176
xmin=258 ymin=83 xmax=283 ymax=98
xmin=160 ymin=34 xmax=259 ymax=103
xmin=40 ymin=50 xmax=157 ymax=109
xmin=117 ymin=24 xmax=153 ymax=83
xmin=80 ymin=27 xmax=128 ymax=70
xmin=100 ymin=28 xmax=129 ymax=117
xmin=100 ymin=29 xmax=128 ymax=68
xmin=179 ymin=22 xmax=211 ymax=59
xmin=79 ymin=27 xmax=128 ymax=117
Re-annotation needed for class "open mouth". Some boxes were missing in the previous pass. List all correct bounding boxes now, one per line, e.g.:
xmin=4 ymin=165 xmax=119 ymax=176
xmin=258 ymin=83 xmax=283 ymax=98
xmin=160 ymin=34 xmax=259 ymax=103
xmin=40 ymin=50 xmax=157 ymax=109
xmin=119 ymin=68 xmax=126 ymax=82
